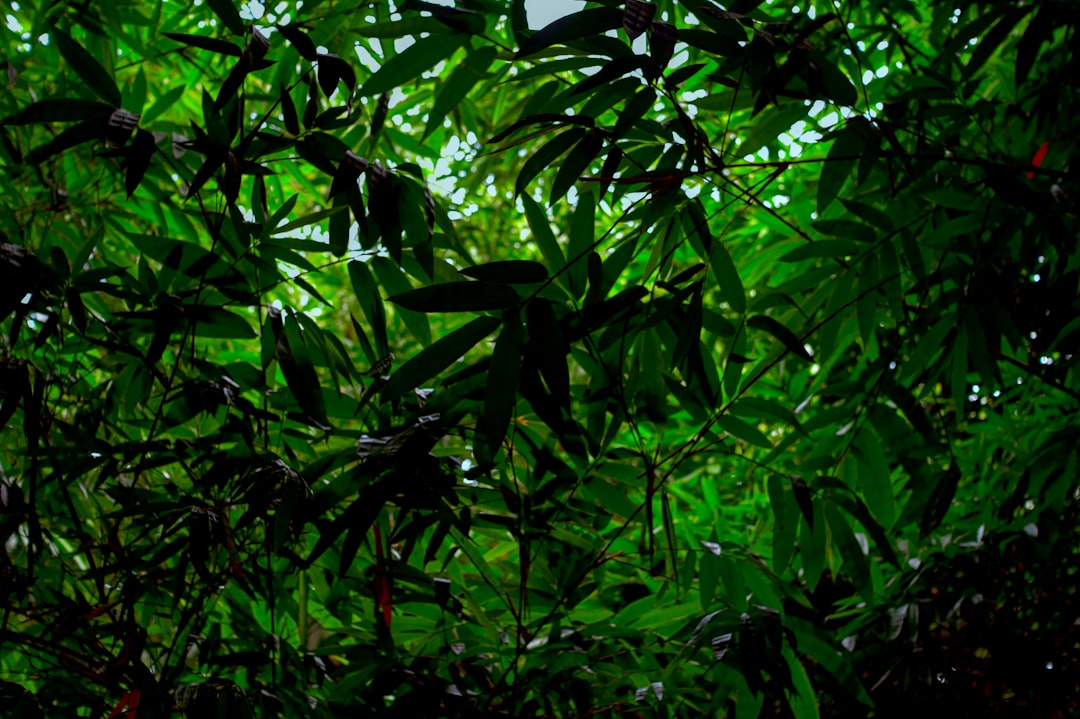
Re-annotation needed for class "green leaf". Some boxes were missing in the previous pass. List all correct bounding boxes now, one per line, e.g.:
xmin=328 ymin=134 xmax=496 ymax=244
xmin=381 ymin=316 xmax=501 ymax=400
xmin=817 ymin=125 xmax=864 ymax=214
xmin=736 ymin=103 xmax=808 ymax=158
xmin=567 ymin=187 xmax=596 ymax=299
xmin=348 ymin=261 xmax=389 ymax=359
xmin=370 ymin=257 xmax=431 ymax=346
xmin=767 ymin=475 xmax=799 ymax=572
xmin=898 ymin=316 xmax=953 ymax=384
xmin=190 ymin=307 xmax=256 ymax=338
xmin=698 ymin=548 xmax=721 ymax=611
xmin=680 ymin=28 xmax=745 ymax=58
xmin=549 ymin=130 xmax=604 ymax=206
xmin=714 ymin=415 xmax=771 ymax=449
xmin=50 ymin=28 xmax=122 ymax=107
xmin=811 ymin=51 xmax=858 ymax=106
xmin=853 ymin=430 xmax=896 ymax=528
xmin=526 ymin=298 xmax=570 ymax=411
xmin=747 ymin=314 xmax=813 ymax=362
xmin=516 ymin=128 xmax=585 ymax=198
xmin=424 ymin=45 xmax=498 ymax=139
xmin=1015 ymin=5 xmax=1052 ymax=90
xmin=522 ymin=194 xmax=565 ymax=274
xmin=779 ymin=240 xmax=860 ymax=263
xmin=388 ymin=281 xmax=519 ymax=313
xmin=360 ymin=33 xmax=469 ymax=97
xmin=826 ymin=504 xmax=872 ymax=601
xmin=515 ymin=7 xmax=625 ymax=59
xmin=2 ymin=98 xmax=114 ymax=126
xmin=205 ymin=0 xmax=247 ymax=36
xmin=683 ymin=201 xmax=745 ymax=315
xmin=162 ymin=32 xmax=241 ymax=56
xmin=272 ymin=205 xmax=348 ymax=235
xmin=460 ymin=260 xmax=548 ymax=284
xmin=484 ymin=313 xmax=523 ymax=452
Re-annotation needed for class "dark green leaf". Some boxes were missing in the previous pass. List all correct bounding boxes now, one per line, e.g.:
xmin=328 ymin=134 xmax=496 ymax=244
xmin=810 ymin=51 xmax=858 ymax=106
xmin=50 ymin=28 xmax=122 ymax=107
xmin=460 ymin=260 xmax=548 ymax=284
xmin=276 ymin=24 xmax=318 ymax=61
xmin=516 ymin=128 xmax=585 ymax=198
xmin=2 ymin=98 xmax=113 ymax=126
xmin=817 ymin=125 xmax=864 ymax=214
xmin=162 ymin=32 xmax=242 ymax=56
xmin=516 ymin=8 xmax=625 ymax=59
xmin=389 ymin=281 xmax=519 ymax=313
xmin=360 ymin=33 xmax=469 ymax=97
xmin=424 ymin=45 xmax=498 ymax=139
xmin=567 ymin=187 xmax=596 ymax=299
xmin=522 ymin=195 xmax=565 ymax=274
xmin=549 ymin=130 xmax=604 ymax=206
xmin=747 ymin=314 xmax=813 ymax=361
xmin=381 ymin=316 xmax=501 ymax=400
xmin=484 ymin=313 xmax=523 ymax=452
xmin=205 ymin=0 xmax=247 ymax=36
xmin=525 ymin=298 xmax=570 ymax=411
xmin=779 ymin=240 xmax=860 ymax=263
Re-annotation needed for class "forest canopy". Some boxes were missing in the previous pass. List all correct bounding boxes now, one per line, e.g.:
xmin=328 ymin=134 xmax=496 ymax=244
xmin=1 ymin=0 xmax=1077 ymax=716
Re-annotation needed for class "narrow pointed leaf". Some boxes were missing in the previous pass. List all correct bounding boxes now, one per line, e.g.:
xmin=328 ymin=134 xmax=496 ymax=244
xmin=460 ymin=260 xmax=548 ymax=284
xmin=516 ymin=8 xmax=624 ymax=59
xmin=424 ymin=45 xmax=497 ymax=139
xmin=205 ymin=0 xmax=247 ymax=36
xmin=51 ymin=28 xmax=122 ymax=107
xmin=747 ymin=314 xmax=813 ymax=361
xmin=484 ymin=313 xmax=523 ymax=452
xmin=360 ymin=33 xmax=469 ymax=97
xmin=162 ymin=32 xmax=242 ymax=56
xmin=381 ymin=316 xmax=501 ymax=400
xmin=389 ymin=282 xmax=519 ymax=313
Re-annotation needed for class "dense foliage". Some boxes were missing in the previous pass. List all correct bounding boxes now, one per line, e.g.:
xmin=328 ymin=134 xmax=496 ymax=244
xmin=1 ymin=0 xmax=1077 ymax=716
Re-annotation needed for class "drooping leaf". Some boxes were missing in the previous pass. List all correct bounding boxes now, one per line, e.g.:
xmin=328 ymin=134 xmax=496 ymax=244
xmin=853 ymin=430 xmax=896 ymax=529
xmin=348 ymin=261 xmax=389 ymax=359
xmin=521 ymin=198 xmax=566 ymax=292
xmin=424 ymin=45 xmax=498 ymax=139
xmin=714 ymin=415 xmax=772 ymax=449
xmin=817 ymin=124 xmax=864 ymax=214
xmin=2 ymin=98 xmax=114 ymax=126
xmin=459 ymin=260 xmax=548 ymax=284
xmin=50 ymin=28 xmax=122 ymax=107
xmin=360 ymin=33 xmax=469 ymax=97
xmin=515 ymin=7 xmax=625 ymax=59
xmin=484 ymin=313 xmax=523 ymax=453
xmin=747 ymin=314 xmax=812 ymax=361
xmin=779 ymin=240 xmax=860 ymax=263
xmin=549 ymin=130 xmax=604 ymax=206
xmin=515 ymin=128 xmax=585 ymax=198
xmin=809 ymin=50 xmax=858 ymax=106
xmin=525 ymin=298 xmax=570 ymax=411
xmin=276 ymin=23 xmax=318 ymax=61
xmin=683 ymin=201 xmax=746 ymax=314
xmin=388 ymin=281 xmax=519 ymax=313
xmin=567 ymin=187 xmax=596 ymax=300
xmin=162 ymin=32 xmax=242 ymax=56
xmin=381 ymin=316 xmax=501 ymax=400
xmin=205 ymin=0 xmax=248 ymax=36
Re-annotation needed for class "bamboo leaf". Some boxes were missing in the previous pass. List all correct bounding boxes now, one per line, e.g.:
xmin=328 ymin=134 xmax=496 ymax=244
xmin=388 ymin=281 xmax=519 ymax=313
xmin=381 ymin=316 xmax=500 ymax=400
xmin=360 ymin=33 xmax=469 ymax=97
xmin=484 ymin=313 xmax=523 ymax=452
xmin=51 ymin=28 xmax=122 ymax=107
